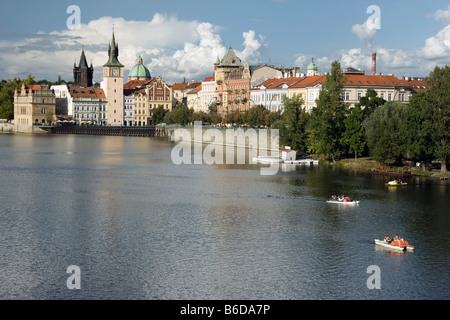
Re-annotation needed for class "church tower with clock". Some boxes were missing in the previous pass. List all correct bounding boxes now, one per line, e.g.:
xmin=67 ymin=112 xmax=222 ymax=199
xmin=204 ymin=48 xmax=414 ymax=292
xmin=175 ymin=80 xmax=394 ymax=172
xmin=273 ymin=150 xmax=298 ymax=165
xmin=103 ymin=29 xmax=124 ymax=126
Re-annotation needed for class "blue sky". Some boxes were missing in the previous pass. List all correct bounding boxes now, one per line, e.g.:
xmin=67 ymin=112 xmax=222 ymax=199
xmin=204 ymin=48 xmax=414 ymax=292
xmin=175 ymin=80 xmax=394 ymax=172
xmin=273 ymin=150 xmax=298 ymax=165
xmin=1 ymin=0 xmax=449 ymax=83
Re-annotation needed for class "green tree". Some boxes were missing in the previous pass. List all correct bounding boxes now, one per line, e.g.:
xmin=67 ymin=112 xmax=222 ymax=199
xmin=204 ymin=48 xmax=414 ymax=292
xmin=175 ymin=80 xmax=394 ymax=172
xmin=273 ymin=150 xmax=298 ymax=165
xmin=152 ymin=105 xmax=166 ymax=124
xmin=190 ymin=111 xmax=212 ymax=124
xmin=357 ymin=88 xmax=385 ymax=119
xmin=0 ymin=75 xmax=35 ymax=120
xmin=342 ymin=106 xmax=365 ymax=159
xmin=423 ymin=66 xmax=450 ymax=172
xmin=208 ymin=101 xmax=218 ymax=113
xmin=401 ymin=91 xmax=435 ymax=164
xmin=363 ymin=102 xmax=407 ymax=166
xmin=308 ymin=61 xmax=349 ymax=162
xmin=279 ymin=94 xmax=309 ymax=154
xmin=170 ymin=105 xmax=193 ymax=125
xmin=246 ymin=105 xmax=266 ymax=127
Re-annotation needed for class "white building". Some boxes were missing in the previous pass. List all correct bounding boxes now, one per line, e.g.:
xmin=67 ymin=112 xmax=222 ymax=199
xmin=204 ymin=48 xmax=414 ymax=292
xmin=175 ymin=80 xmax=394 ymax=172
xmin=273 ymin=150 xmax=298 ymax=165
xmin=124 ymin=94 xmax=135 ymax=126
xmin=70 ymin=86 xmax=107 ymax=125
xmin=199 ymin=76 xmax=215 ymax=112
xmin=51 ymin=84 xmax=73 ymax=116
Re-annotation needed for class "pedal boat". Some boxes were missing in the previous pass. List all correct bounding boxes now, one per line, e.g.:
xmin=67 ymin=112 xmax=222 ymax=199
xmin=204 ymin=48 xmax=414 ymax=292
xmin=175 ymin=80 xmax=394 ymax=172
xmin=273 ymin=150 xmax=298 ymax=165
xmin=375 ymin=239 xmax=414 ymax=252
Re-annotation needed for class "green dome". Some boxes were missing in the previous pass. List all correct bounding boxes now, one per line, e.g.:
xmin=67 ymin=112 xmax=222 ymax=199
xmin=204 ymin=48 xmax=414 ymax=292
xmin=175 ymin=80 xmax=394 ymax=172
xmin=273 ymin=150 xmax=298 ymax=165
xmin=307 ymin=58 xmax=318 ymax=71
xmin=128 ymin=56 xmax=151 ymax=79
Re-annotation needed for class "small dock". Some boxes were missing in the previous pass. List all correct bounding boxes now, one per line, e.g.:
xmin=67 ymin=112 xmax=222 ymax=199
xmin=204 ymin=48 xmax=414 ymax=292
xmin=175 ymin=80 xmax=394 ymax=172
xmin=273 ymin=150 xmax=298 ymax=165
xmin=40 ymin=125 xmax=167 ymax=137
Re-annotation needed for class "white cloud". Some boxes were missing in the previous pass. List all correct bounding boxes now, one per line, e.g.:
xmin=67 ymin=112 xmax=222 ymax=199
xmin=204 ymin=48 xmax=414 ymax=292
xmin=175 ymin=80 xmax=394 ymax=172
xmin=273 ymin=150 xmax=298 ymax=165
xmin=419 ymin=24 xmax=450 ymax=60
xmin=0 ymin=14 xmax=267 ymax=84
xmin=429 ymin=5 xmax=450 ymax=24
xmin=237 ymin=30 xmax=266 ymax=64
xmin=351 ymin=20 xmax=377 ymax=50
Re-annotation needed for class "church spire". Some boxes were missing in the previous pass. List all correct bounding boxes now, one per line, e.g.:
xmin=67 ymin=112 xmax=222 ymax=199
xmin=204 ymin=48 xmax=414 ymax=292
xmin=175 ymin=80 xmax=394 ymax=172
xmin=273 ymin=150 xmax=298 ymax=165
xmin=79 ymin=46 xmax=88 ymax=69
xmin=104 ymin=27 xmax=124 ymax=67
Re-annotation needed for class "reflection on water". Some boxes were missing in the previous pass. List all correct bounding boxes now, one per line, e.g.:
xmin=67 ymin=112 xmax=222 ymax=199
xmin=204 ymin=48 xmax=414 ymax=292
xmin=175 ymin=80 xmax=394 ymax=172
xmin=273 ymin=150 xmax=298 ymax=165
xmin=0 ymin=134 xmax=449 ymax=300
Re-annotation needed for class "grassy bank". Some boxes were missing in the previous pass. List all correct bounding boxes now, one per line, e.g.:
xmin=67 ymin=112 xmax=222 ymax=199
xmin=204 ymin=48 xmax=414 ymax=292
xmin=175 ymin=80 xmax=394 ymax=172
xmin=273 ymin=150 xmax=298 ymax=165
xmin=335 ymin=157 xmax=450 ymax=180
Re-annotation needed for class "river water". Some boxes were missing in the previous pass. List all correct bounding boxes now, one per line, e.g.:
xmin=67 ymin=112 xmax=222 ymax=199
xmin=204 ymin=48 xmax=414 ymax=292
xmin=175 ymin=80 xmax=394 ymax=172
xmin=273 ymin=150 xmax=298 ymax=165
xmin=0 ymin=133 xmax=449 ymax=300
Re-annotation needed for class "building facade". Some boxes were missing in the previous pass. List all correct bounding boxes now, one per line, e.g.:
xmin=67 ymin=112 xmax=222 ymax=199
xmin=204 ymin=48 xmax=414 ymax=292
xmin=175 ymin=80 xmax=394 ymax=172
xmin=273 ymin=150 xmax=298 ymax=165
xmin=199 ymin=76 xmax=215 ymax=112
xmin=14 ymin=84 xmax=56 ymax=131
xmin=214 ymin=47 xmax=251 ymax=115
xmin=70 ymin=86 xmax=107 ymax=125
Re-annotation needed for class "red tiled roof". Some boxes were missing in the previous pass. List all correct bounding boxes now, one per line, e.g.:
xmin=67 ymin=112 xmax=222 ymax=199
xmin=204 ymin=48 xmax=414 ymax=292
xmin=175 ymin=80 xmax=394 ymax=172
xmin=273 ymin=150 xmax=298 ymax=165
xmin=203 ymin=76 xmax=215 ymax=82
xmin=172 ymin=83 xmax=188 ymax=90
xmin=68 ymin=86 xmax=105 ymax=99
xmin=342 ymin=75 xmax=407 ymax=87
xmin=123 ymin=79 xmax=152 ymax=90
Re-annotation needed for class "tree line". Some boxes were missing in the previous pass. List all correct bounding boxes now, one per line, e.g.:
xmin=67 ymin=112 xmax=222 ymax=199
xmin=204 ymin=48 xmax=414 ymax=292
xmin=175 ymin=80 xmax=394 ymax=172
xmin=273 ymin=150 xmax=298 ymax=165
xmin=272 ymin=61 xmax=449 ymax=173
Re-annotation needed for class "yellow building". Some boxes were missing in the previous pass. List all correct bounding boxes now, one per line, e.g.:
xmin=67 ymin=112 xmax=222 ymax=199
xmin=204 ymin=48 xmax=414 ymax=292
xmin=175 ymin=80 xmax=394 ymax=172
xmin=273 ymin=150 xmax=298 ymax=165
xmin=132 ymin=77 xmax=173 ymax=126
xmin=14 ymin=84 xmax=56 ymax=132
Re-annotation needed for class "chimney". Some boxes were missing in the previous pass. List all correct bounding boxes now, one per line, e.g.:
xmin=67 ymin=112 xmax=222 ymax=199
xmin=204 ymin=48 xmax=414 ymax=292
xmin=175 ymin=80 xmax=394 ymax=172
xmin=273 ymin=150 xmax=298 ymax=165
xmin=372 ymin=53 xmax=376 ymax=75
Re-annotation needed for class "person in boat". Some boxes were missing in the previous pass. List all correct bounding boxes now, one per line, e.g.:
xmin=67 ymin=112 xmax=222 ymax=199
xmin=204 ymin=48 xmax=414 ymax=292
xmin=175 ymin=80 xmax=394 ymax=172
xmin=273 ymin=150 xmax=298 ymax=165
xmin=384 ymin=236 xmax=392 ymax=244
xmin=331 ymin=195 xmax=337 ymax=200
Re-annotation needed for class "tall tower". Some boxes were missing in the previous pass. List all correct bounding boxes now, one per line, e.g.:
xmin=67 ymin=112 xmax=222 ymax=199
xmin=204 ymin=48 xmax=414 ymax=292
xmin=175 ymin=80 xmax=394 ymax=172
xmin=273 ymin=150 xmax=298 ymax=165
xmin=103 ymin=29 xmax=124 ymax=126
xmin=73 ymin=47 xmax=93 ymax=87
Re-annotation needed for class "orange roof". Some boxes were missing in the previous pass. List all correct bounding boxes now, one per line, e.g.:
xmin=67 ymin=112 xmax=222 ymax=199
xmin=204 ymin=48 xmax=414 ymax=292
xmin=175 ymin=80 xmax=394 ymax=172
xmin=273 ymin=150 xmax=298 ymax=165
xmin=203 ymin=76 xmax=214 ymax=82
xmin=342 ymin=75 xmax=408 ymax=87
xmin=172 ymin=82 xmax=188 ymax=90
xmin=124 ymin=79 xmax=152 ymax=90
xmin=69 ymin=86 xmax=106 ymax=99
xmin=17 ymin=84 xmax=51 ymax=96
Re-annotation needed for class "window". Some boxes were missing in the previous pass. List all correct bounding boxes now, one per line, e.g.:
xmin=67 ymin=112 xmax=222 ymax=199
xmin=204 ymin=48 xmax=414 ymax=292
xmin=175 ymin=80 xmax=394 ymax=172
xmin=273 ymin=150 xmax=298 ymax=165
xmin=399 ymin=93 xmax=405 ymax=101
xmin=388 ymin=93 xmax=392 ymax=101
xmin=344 ymin=92 xmax=350 ymax=100
xmin=357 ymin=92 xmax=362 ymax=100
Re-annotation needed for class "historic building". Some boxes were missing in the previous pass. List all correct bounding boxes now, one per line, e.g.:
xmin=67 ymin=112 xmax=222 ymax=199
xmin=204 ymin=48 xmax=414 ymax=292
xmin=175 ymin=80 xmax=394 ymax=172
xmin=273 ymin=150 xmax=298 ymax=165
xmin=103 ymin=30 xmax=124 ymax=126
xmin=14 ymin=84 xmax=56 ymax=131
xmin=70 ymin=86 xmax=107 ymax=125
xmin=131 ymin=77 xmax=173 ymax=126
xmin=214 ymin=47 xmax=251 ymax=115
xmin=73 ymin=48 xmax=94 ymax=87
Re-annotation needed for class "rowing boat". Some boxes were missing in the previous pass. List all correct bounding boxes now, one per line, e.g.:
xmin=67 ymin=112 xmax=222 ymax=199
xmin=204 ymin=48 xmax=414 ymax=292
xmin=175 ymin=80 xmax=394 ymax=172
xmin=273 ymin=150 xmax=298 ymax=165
xmin=374 ymin=239 xmax=414 ymax=252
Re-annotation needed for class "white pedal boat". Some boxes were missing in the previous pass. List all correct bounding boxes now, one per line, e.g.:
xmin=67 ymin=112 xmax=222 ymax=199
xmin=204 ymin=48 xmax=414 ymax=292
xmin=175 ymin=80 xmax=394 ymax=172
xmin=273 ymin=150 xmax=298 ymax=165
xmin=375 ymin=239 xmax=414 ymax=252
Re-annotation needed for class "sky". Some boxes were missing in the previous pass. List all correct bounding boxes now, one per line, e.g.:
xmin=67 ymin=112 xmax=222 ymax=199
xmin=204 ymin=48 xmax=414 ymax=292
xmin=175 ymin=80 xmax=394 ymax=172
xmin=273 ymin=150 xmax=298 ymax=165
xmin=0 ymin=0 xmax=449 ymax=84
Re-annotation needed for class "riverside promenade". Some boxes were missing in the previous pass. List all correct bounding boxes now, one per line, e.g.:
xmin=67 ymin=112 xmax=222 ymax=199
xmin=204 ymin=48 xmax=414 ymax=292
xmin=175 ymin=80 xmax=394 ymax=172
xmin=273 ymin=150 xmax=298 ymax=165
xmin=40 ymin=125 xmax=167 ymax=137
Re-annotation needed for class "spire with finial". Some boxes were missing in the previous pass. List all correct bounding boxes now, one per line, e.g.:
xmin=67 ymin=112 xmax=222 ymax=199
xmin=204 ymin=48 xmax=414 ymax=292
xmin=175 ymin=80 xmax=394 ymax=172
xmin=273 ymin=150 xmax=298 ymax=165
xmin=104 ymin=26 xmax=124 ymax=67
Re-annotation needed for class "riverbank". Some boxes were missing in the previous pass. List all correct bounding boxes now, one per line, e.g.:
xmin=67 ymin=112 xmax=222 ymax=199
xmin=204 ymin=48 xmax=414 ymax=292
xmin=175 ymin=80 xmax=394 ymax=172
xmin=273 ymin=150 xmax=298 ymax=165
xmin=336 ymin=157 xmax=450 ymax=180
